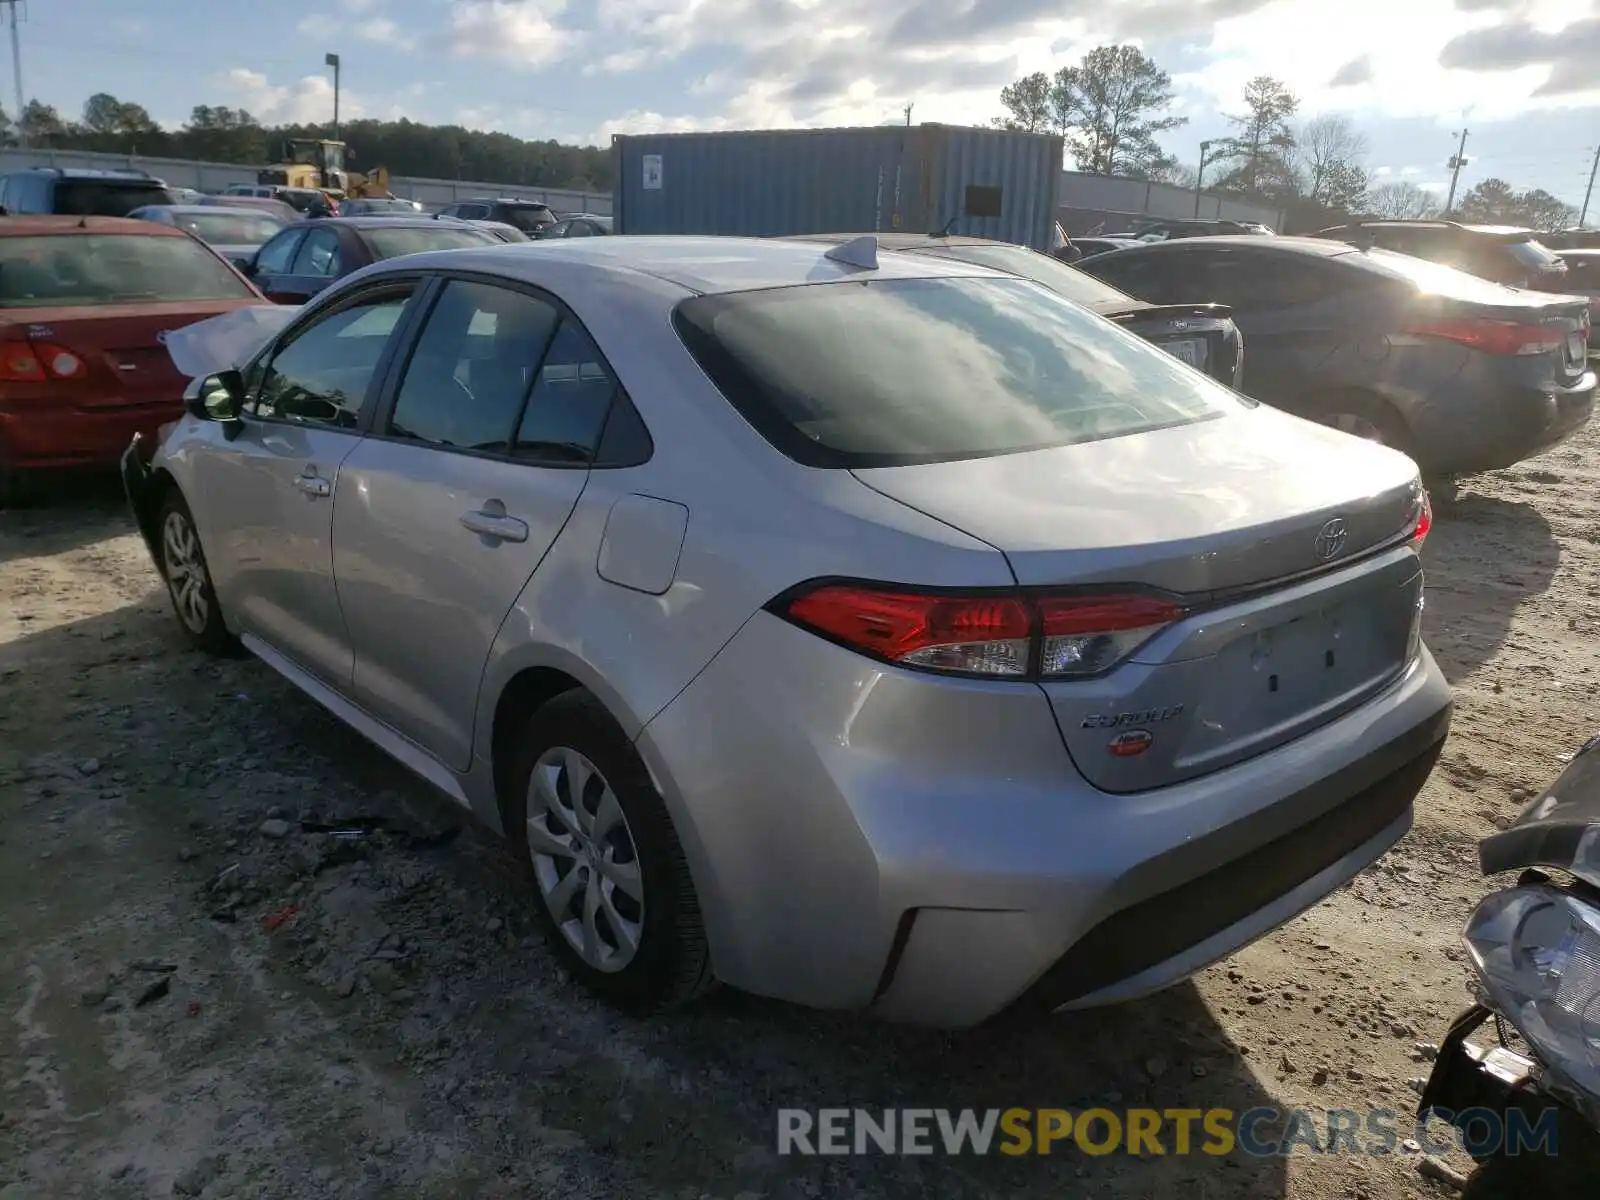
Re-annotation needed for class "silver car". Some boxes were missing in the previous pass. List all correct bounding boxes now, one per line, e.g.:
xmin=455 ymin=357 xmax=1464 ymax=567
xmin=121 ymin=236 xmax=1452 ymax=1027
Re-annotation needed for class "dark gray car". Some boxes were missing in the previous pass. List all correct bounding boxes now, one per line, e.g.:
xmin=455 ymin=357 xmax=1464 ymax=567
xmin=1078 ymin=236 xmax=1595 ymax=479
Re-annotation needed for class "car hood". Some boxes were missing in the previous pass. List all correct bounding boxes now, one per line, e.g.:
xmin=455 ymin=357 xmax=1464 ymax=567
xmin=1480 ymin=733 xmax=1600 ymax=887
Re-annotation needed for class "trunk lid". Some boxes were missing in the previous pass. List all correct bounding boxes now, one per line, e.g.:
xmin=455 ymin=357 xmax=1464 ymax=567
xmin=1415 ymin=290 xmax=1591 ymax=387
xmin=1107 ymin=303 xmax=1240 ymax=388
xmin=852 ymin=405 xmax=1426 ymax=792
xmin=0 ymin=299 xmax=256 ymax=408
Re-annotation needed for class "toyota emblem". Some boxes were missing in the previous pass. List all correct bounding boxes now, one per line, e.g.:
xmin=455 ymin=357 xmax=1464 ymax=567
xmin=1313 ymin=518 xmax=1349 ymax=562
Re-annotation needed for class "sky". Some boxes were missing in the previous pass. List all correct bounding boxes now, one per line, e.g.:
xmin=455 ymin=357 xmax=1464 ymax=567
xmin=13 ymin=0 xmax=1600 ymax=209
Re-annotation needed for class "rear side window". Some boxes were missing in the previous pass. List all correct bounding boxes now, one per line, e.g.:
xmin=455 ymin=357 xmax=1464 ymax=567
xmin=514 ymin=321 xmax=619 ymax=462
xmin=674 ymin=276 xmax=1241 ymax=468
xmin=1505 ymin=239 xmax=1562 ymax=270
xmin=0 ymin=233 xmax=256 ymax=307
xmin=1185 ymin=251 xmax=1346 ymax=309
xmin=53 ymin=180 xmax=172 ymax=216
xmin=495 ymin=205 xmax=556 ymax=233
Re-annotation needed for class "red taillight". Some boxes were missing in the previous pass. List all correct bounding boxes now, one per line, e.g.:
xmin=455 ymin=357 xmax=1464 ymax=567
xmin=1410 ymin=490 xmax=1433 ymax=549
xmin=0 ymin=340 xmax=86 ymax=382
xmin=1405 ymin=318 xmax=1563 ymax=357
xmin=777 ymin=583 xmax=1184 ymax=679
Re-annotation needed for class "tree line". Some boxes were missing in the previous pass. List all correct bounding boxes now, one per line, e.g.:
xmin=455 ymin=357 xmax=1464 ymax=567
xmin=994 ymin=49 xmax=1578 ymax=232
xmin=0 ymin=94 xmax=614 ymax=192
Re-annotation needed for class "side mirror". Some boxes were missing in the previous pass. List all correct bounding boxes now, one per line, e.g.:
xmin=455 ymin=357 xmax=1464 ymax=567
xmin=186 ymin=370 xmax=246 ymax=436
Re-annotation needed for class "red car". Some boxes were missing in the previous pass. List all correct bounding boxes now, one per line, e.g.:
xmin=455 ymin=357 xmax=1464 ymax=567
xmin=0 ymin=216 xmax=265 ymax=504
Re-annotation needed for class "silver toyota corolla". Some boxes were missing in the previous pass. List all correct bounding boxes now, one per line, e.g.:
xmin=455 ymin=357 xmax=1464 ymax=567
xmin=122 ymin=235 xmax=1453 ymax=1028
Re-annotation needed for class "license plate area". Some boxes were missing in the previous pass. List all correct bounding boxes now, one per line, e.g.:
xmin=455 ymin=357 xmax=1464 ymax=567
xmin=1160 ymin=338 xmax=1207 ymax=369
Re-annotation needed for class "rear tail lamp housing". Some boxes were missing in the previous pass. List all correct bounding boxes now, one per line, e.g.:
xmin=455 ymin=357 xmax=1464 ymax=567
xmin=774 ymin=583 xmax=1186 ymax=681
xmin=1404 ymin=317 xmax=1564 ymax=357
xmin=0 ymin=341 xmax=86 ymax=382
xmin=1409 ymin=487 xmax=1433 ymax=549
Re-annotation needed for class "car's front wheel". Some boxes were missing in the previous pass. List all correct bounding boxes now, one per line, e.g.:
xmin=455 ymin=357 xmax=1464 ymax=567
xmin=506 ymin=691 xmax=713 ymax=1013
xmin=157 ymin=490 xmax=237 ymax=655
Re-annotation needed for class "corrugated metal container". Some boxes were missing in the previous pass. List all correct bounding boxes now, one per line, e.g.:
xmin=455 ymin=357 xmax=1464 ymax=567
xmin=612 ymin=124 xmax=1063 ymax=250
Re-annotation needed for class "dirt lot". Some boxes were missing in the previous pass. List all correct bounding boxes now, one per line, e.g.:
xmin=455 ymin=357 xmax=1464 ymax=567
xmin=3 ymin=427 xmax=1597 ymax=1200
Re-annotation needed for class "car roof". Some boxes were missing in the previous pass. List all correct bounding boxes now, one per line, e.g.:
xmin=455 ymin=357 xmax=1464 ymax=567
xmin=320 ymin=216 xmax=470 ymax=231
xmin=9 ymin=167 xmax=164 ymax=182
xmin=780 ymin=231 xmax=1029 ymax=253
xmin=146 ymin=205 xmax=282 ymax=217
xmin=1097 ymin=234 xmax=1356 ymax=257
xmin=0 ymin=215 xmax=181 ymax=237
xmin=380 ymin=234 xmax=1003 ymax=295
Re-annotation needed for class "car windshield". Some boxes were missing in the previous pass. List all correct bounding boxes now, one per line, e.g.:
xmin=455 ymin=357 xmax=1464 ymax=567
xmin=673 ymin=275 xmax=1240 ymax=468
xmin=1347 ymin=247 xmax=1538 ymax=302
xmin=906 ymin=243 xmax=1136 ymax=309
xmin=54 ymin=180 xmax=173 ymax=216
xmin=1504 ymin=238 xmax=1563 ymax=270
xmin=361 ymin=226 xmax=498 ymax=258
xmin=498 ymin=206 xmax=556 ymax=233
xmin=167 ymin=211 xmax=285 ymax=246
xmin=0 ymin=234 xmax=257 ymax=307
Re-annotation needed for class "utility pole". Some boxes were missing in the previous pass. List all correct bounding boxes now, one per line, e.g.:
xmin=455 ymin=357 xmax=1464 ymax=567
xmin=2 ymin=0 xmax=24 ymax=148
xmin=1582 ymin=144 xmax=1600 ymax=228
xmin=325 ymin=52 xmax=341 ymax=141
xmin=1444 ymin=128 xmax=1469 ymax=215
xmin=903 ymin=103 xmax=913 ymax=127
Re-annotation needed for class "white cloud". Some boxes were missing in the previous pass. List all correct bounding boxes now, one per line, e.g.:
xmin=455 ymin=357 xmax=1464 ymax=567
xmin=357 ymin=16 xmax=417 ymax=49
xmin=213 ymin=68 xmax=358 ymax=125
xmin=448 ymin=0 xmax=580 ymax=67
xmin=297 ymin=14 xmax=341 ymax=37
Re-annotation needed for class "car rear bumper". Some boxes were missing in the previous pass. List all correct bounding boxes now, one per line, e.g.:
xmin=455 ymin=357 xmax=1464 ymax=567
xmin=0 ymin=399 xmax=183 ymax=471
xmin=1414 ymin=371 xmax=1596 ymax=475
xmin=637 ymin=612 xmax=1453 ymax=1027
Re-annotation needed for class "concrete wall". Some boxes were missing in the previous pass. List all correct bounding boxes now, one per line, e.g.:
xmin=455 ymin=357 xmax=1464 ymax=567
xmin=0 ymin=148 xmax=612 ymax=216
xmin=1059 ymin=170 xmax=1284 ymax=231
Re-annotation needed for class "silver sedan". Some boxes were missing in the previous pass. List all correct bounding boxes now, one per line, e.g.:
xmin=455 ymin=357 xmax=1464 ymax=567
xmin=122 ymin=236 xmax=1452 ymax=1027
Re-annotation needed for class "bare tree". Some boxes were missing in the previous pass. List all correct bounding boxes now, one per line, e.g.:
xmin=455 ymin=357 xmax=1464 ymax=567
xmin=1048 ymin=45 xmax=1186 ymax=176
xmin=1213 ymin=76 xmax=1300 ymax=200
xmin=1297 ymin=114 xmax=1369 ymax=206
xmin=1365 ymin=181 xmax=1442 ymax=220
xmin=993 ymin=73 xmax=1052 ymax=134
xmin=1148 ymin=161 xmax=1199 ymax=188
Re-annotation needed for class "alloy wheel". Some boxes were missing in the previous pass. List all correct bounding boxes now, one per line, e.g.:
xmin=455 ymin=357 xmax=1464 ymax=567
xmin=525 ymin=746 xmax=645 ymax=973
xmin=162 ymin=510 xmax=210 ymax=634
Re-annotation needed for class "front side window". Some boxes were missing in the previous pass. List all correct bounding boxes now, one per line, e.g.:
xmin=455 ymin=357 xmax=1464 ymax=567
xmin=292 ymin=229 xmax=342 ymax=277
xmin=388 ymin=280 xmax=560 ymax=453
xmin=0 ymin=233 xmax=258 ymax=307
xmin=674 ymin=275 xmax=1242 ymax=468
xmin=252 ymin=291 xmax=413 ymax=427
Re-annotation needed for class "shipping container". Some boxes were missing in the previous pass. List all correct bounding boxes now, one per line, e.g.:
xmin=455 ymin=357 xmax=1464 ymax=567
xmin=612 ymin=124 xmax=1064 ymax=250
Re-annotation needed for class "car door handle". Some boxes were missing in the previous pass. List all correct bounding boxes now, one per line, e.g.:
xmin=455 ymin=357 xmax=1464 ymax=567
xmin=293 ymin=472 xmax=332 ymax=497
xmin=461 ymin=510 xmax=529 ymax=542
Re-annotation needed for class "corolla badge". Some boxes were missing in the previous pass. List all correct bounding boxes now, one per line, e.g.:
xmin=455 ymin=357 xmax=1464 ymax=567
xmin=1313 ymin=518 xmax=1348 ymax=562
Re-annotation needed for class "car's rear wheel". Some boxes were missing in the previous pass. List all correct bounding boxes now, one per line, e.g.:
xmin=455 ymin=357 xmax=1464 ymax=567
xmin=506 ymin=691 xmax=713 ymax=1013
xmin=158 ymin=490 xmax=237 ymax=655
xmin=1307 ymin=391 xmax=1413 ymax=453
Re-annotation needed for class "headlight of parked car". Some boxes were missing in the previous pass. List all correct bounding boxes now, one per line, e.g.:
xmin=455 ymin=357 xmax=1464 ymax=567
xmin=1464 ymin=885 xmax=1600 ymax=1094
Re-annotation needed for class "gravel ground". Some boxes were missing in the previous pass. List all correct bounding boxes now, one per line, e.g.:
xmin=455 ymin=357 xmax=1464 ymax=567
xmin=3 ymin=426 xmax=1598 ymax=1200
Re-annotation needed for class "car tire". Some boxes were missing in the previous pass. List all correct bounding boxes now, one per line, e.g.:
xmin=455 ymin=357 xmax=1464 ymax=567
xmin=156 ymin=490 xmax=238 ymax=656
xmin=1308 ymin=391 xmax=1413 ymax=454
xmin=0 ymin=468 xmax=41 ymax=509
xmin=505 ymin=690 xmax=713 ymax=1014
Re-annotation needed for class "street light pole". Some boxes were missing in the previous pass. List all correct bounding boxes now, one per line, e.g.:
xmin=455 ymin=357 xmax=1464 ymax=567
xmin=1194 ymin=140 xmax=1214 ymax=218
xmin=325 ymin=52 xmax=341 ymax=141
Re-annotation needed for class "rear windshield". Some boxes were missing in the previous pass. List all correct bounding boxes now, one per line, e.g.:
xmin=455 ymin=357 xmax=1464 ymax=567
xmin=168 ymin=211 xmax=285 ymax=246
xmin=673 ymin=276 xmax=1241 ymax=468
xmin=1343 ymin=247 xmax=1532 ymax=303
xmin=361 ymin=226 xmax=497 ymax=259
xmin=347 ymin=199 xmax=419 ymax=214
xmin=0 ymin=233 xmax=257 ymax=307
xmin=496 ymin=205 xmax=556 ymax=233
xmin=1505 ymin=238 xmax=1563 ymax=270
xmin=54 ymin=180 xmax=173 ymax=217
xmin=906 ymin=243 xmax=1136 ymax=310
